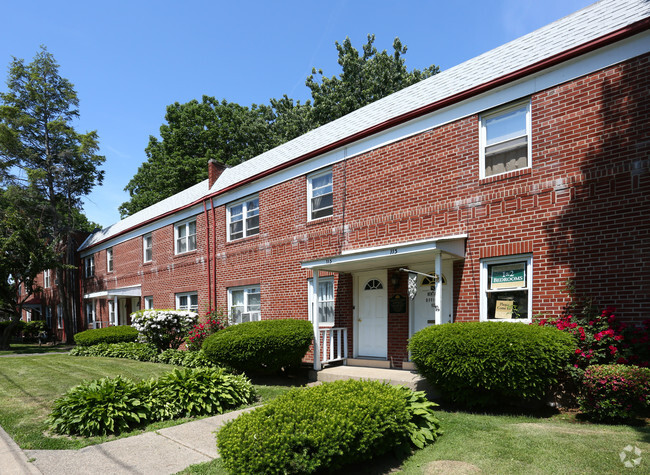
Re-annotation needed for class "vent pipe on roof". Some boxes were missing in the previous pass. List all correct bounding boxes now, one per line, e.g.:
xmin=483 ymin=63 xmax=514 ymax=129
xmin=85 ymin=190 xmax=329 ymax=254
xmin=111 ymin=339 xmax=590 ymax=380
xmin=208 ymin=159 xmax=227 ymax=188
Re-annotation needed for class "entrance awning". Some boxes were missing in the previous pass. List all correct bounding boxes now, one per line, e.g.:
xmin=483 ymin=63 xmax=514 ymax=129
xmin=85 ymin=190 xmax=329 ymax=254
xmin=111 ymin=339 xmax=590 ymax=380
xmin=84 ymin=285 xmax=142 ymax=299
xmin=301 ymin=235 xmax=466 ymax=273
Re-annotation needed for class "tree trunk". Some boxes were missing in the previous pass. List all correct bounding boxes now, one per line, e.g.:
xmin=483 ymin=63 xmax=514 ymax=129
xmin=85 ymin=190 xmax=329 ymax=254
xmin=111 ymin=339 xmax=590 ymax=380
xmin=0 ymin=313 xmax=21 ymax=351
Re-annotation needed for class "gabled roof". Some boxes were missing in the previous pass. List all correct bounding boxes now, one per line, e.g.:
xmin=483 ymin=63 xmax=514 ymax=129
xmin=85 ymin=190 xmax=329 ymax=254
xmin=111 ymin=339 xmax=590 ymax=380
xmin=80 ymin=0 xmax=650 ymax=251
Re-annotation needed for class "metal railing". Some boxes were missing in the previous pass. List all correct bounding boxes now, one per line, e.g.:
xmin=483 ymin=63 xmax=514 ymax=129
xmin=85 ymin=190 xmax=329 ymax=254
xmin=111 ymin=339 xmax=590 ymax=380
xmin=320 ymin=327 xmax=348 ymax=364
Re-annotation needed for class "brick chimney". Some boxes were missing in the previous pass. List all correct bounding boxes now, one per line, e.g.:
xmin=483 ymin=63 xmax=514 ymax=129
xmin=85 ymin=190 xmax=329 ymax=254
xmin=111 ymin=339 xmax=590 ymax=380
xmin=208 ymin=159 xmax=226 ymax=188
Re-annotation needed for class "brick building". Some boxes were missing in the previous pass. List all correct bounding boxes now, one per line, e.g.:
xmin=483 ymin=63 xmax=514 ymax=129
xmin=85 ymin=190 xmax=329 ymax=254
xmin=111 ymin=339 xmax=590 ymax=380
xmin=29 ymin=0 xmax=650 ymax=365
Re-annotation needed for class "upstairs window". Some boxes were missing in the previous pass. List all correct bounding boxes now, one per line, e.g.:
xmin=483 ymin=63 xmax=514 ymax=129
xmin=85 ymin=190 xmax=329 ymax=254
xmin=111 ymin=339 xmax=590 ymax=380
xmin=44 ymin=269 xmax=50 ymax=288
xmin=480 ymin=101 xmax=531 ymax=178
xmin=228 ymin=285 xmax=261 ymax=324
xmin=228 ymin=196 xmax=259 ymax=241
xmin=143 ymin=234 xmax=153 ymax=262
xmin=106 ymin=248 xmax=113 ymax=272
xmin=308 ymin=169 xmax=333 ymax=220
xmin=85 ymin=255 xmax=95 ymax=278
xmin=176 ymin=292 xmax=198 ymax=312
xmin=175 ymin=219 xmax=197 ymax=254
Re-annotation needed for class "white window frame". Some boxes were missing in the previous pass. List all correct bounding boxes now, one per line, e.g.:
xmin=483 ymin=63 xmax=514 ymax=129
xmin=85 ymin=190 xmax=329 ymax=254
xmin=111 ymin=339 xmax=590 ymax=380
xmin=175 ymin=292 xmax=198 ymax=312
xmin=227 ymin=195 xmax=260 ymax=241
xmin=480 ymin=254 xmax=533 ymax=323
xmin=479 ymin=100 xmax=532 ymax=179
xmin=143 ymin=234 xmax=153 ymax=262
xmin=85 ymin=301 xmax=96 ymax=329
xmin=228 ymin=285 xmax=261 ymax=324
xmin=57 ymin=304 xmax=63 ymax=329
xmin=308 ymin=276 xmax=335 ymax=326
xmin=45 ymin=306 xmax=52 ymax=328
xmin=26 ymin=310 xmax=32 ymax=322
xmin=144 ymin=296 xmax=154 ymax=310
xmin=307 ymin=168 xmax=333 ymax=221
xmin=108 ymin=300 xmax=117 ymax=326
xmin=106 ymin=248 xmax=113 ymax=273
xmin=85 ymin=255 xmax=95 ymax=278
xmin=174 ymin=219 xmax=197 ymax=254
xmin=44 ymin=269 xmax=50 ymax=288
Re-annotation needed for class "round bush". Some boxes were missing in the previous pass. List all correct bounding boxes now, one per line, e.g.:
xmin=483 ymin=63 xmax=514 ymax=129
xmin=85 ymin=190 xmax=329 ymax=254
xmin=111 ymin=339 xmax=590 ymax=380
xmin=202 ymin=319 xmax=313 ymax=374
xmin=217 ymin=380 xmax=442 ymax=474
xmin=409 ymin=322 xmax=575 ymax=407
xmin=73 ymin=325 xmax=139 ymax=346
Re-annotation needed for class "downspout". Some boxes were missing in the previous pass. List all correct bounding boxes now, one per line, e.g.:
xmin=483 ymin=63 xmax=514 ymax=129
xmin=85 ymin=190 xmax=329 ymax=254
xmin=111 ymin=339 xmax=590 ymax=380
xmin=211 ymin=199 xmax=217 ymax=307
xmin=203 ymin=200 xmax=212 ymax=309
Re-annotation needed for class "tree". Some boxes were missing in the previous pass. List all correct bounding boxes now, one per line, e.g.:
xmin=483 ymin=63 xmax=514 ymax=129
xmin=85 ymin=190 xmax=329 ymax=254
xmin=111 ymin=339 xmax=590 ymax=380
xmin=306 ymin=35 xmax=439 ymax=127
xmin=0 ymin=186 xmax=59 ymax=350
xmin=120 ymin=36 xmax=437 ymax=217
xmin=0 ymin=46 xmax=105 ymax=343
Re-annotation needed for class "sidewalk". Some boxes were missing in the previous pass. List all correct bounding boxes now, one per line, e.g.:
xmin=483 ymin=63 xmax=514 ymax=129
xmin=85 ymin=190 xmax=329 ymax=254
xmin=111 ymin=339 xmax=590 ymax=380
xmin=1 ymin=407 xmax=254 ymax=475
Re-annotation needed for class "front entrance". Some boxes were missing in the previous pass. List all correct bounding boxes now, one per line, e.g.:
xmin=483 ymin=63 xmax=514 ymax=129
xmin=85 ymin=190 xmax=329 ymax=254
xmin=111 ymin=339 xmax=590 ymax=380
xmin=411 ymin=260 xmax=454 ymax=335
xmin=356 ymin=270 xmax=388 ymax=358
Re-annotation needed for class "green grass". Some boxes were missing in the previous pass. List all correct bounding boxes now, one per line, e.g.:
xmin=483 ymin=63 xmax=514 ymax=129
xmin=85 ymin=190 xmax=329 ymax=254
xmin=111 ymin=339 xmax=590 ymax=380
xmin=0 ymin=354 xmax=293 ymax=450
xmin=0 ymin=343 xmax=73 ymax=356
xmin=178 ymin=408 xmax=650 ymax=474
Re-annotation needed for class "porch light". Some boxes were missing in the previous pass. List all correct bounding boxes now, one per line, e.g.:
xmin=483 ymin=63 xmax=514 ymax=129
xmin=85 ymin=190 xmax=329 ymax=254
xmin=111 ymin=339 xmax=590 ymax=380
xmin=391 ymin=272 xmax=401 ymax=289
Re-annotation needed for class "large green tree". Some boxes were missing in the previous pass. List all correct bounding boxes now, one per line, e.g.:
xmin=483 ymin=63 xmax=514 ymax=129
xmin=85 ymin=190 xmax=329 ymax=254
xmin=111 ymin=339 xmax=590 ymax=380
xmin=0 ymin=46 xmax=105 ymax=343
xmin=119 ymin=35 xmax=438 ymax=217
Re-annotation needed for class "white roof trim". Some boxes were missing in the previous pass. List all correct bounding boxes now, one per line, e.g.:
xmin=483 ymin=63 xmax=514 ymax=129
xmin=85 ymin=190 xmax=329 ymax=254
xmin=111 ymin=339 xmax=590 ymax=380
xmin=84 ymin=285 xmax=142 ymax=299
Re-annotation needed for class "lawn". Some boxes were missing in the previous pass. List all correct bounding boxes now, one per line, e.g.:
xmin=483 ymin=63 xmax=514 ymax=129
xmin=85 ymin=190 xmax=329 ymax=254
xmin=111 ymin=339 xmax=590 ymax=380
xmin=178 ymin=408 xmax=650 ymax=474
xmin=0 ymin=343 xmax=72 ymax=356
xmin=0 ymin=354 xmax=292 ymax=450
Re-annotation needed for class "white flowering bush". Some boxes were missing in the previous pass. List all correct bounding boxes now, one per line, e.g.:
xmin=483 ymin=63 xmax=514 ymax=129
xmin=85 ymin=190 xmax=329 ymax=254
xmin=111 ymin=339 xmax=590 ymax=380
xmin=131 ymin=309 xmax=198 ymax=351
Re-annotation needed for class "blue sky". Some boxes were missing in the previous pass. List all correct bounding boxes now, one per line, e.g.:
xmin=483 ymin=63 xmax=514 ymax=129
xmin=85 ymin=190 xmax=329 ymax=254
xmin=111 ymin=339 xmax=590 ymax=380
xmin=1 ymin=0 xmax=594 ymax=228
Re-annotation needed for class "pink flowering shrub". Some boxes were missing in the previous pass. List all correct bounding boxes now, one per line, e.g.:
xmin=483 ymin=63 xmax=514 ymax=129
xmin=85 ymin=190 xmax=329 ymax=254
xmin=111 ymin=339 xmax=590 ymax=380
xmin=186 ymin=308 xmax=229 ymax=352
xmin=578 ymin=364 xmax=650 ymax=421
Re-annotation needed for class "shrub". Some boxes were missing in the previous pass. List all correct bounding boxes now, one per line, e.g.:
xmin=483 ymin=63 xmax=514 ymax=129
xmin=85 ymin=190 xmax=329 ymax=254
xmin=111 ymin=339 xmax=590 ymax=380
xmin=186 ymin=308 xmax=229 ymax=351
xmin=578 ymin=364 xmax=650 ymax=422
xmin=155 ymin=348 xmax=215 ymax=368
xmin=217 ymin=380 xmax=441 ymax=474
xmin=144 ymin=367 xmax=256 ymax=421
xmin=73 ymin=325 xmax=139 ymax=346
xmin=23 ymin=320 xmax=49 ymax=340
xmin=70 ymin=342 xmax=158 ymax=361
xmin=48 ymin=376 xmax=149 ymax=436
xmin=131 ymin=309 xmax=198 ymax=351
xmin=409 ymin=322 xmax=575 ymax=407
xmin=203 ymin=319 xmax=313 ymax=374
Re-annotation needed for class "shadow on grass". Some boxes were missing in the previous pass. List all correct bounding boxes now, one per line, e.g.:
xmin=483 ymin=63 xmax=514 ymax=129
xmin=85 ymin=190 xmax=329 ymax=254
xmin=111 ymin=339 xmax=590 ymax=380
xmin=0 ymin=344 xmax=73 ymax=355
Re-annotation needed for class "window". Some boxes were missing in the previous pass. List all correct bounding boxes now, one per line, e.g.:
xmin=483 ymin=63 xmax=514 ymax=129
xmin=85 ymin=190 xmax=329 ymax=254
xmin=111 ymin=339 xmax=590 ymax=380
xmin=175 ymin=220 xmax=197 ymax=254
xmin=176 ymin=292 xmax=198 ymax=312
xmin=228 ymin=286 xmax=261 ymax=324
xmin=227 ymin=196 xmax=259 ymax=240
xmin=144 ymin=296 xmax=154 ymax=310
xmin=85 ymin=255 xmax=95 ymax=278
xmin=308 ymin=277 xmax=335 ymax=325
xmin=480 ymin=100 xmax=531 ymax=178
xmin=143 ymin=234 xmax=153 ymax=262
xmin=308 ymin=169 xmax=333 ymax=220
xmin=26 ymin=310 xmax=31 ymax=322
xmin=57 ymin=304 xmax=63 ymax=329
xmin=106 ymin=248 xmax=113 ymax=272
xmin=85 ymin=301 xmax=95 ymax=329
xmin=480 ymin=255 xmax=532 ymax=321
xmin=45 ymin=307 xmax=52 ymax=328
xmin=108 ymin=300 xmax=117 ymax=326
xmin=44 ymin=269 xmax=50 ymax=288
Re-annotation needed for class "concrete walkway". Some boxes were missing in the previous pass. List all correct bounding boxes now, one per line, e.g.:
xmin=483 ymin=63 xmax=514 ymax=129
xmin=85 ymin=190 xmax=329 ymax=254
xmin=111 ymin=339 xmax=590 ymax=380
xmin=1 ymin=407 xmax=255 ymax=475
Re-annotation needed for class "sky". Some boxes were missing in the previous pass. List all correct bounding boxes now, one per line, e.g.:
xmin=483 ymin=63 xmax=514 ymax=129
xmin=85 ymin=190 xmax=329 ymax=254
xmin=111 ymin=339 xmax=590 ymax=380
xmin=1 ymin=0 xmax=595 ymax=228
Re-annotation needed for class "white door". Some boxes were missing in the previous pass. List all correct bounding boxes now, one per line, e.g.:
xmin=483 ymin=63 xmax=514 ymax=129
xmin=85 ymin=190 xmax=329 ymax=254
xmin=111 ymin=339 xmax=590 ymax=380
xmin=412 ymin=260 xmax=454 ymax=335
xmin=357 ymin=271 xmax=388 ymax=358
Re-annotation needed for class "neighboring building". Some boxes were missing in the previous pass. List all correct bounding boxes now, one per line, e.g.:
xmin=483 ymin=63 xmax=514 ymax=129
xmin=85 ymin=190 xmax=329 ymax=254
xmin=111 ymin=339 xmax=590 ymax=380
xmin=29 ymin=0 xmax=650 ymax=367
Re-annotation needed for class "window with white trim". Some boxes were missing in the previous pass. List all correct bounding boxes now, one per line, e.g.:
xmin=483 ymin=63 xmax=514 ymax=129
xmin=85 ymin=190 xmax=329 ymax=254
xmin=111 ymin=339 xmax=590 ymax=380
xmin=175 ymin=292 xmax=198 ymax=312
xmin=175 ymin=220 xmax=197 ymax=254
xmin=228 ymin=286 xmax=261 ymax=324
xmin=308 ymin=277 xmax=335 ymax=325
xmin=44 ymin=269 xmax=50 ymax=288
xmin=227 ymin=196 xmax=259 ymax=240
xmin=480 ymin=100 xmax=531 ymax=178
xmin=480 ymin=255 xmax=532 ymax=321
xmin=85 ymin=255 xmax=95 ymax=278
xmin=308 ymin=169 xmax=333 ymax=220
xmin=85 ymin=301 xmax=96 ymax=329
xmin=26 ymin=310 xmax=32 ymax=322
xmin=143 ymin=234 xmax=153 ymax=262
xmin=57 ymin=304 xmax=63 ymax=329
xmin=106 ymin=248 xmax=114 ymax=272
xmin=45 ymin=307 xmax=52 ymax=328
xmin=144 ymin=296 xmax=154 ymax=310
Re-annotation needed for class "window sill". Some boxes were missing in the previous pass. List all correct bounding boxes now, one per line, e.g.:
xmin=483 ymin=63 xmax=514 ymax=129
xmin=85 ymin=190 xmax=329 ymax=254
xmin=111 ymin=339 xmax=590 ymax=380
xmin=226 ymin=234 xmax=260 ymax=245
xmin=174 ymin=249 xmax=198 ymax=257
xmin=142 ymin=261 xmax=152 ymax=266
xmin=480 ymin=167 xmax=531 ymax=185
xmin=307 ymin=215 xmax=333 ymax=226
xmin=482 ymin=319 xmax=532 ymax=324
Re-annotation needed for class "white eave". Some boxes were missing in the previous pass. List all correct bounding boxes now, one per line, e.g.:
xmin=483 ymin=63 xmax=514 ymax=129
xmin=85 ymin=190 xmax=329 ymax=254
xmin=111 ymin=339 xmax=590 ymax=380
xmin=83 ymin=285 xmax=142 ymax=299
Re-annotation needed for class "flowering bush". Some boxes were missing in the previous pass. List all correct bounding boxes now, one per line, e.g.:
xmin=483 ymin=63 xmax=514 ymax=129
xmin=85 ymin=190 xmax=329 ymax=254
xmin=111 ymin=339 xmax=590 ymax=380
xmin=186 ymin=308 xmax=229 ymax=351
xmin=131 ymin=309 xmax=198 ymax=351
xmin=578 ymin=364 xmax=650 ymax=422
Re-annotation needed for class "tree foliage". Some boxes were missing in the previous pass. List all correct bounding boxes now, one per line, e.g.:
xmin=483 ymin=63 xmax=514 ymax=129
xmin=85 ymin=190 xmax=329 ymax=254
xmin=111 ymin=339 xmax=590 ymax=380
xmin=120 ymin=35 xmax=437 ymax=216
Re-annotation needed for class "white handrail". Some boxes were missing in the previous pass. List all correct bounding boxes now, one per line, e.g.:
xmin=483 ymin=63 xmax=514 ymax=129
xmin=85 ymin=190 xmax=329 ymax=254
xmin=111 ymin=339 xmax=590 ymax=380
xmin=319 ymin=327 xmax=348 ymax=364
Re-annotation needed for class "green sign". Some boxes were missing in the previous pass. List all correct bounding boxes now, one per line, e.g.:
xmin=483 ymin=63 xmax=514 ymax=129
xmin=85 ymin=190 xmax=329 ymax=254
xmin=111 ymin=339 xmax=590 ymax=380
xmin=490 ymin=262 xmax=525 ymax=289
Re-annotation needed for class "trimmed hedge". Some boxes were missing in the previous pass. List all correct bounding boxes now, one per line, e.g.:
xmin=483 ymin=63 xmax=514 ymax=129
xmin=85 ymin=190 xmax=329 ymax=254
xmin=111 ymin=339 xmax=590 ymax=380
xmin=70 ymin=342 xmax=159 ymax=361
xmin=217 ymin=380 xmax=442 ymax=474
xmin=409 ymin=322 xmax=575 ymax=407
xmin=202 ymin=319 xmax=313 ymax=374
xmin=73 ymin=326 xmax=139 ymax=346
